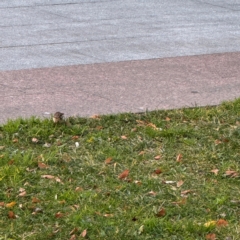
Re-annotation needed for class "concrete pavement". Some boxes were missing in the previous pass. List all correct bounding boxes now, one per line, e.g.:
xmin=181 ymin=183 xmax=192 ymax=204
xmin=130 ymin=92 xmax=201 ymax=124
xmin=0 ymin=0 xmax=240 ymax=123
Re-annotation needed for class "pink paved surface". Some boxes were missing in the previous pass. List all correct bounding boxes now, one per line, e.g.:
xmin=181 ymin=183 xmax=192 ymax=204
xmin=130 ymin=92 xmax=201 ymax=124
xmin=1 ymin=52 xmax=240 ymax=123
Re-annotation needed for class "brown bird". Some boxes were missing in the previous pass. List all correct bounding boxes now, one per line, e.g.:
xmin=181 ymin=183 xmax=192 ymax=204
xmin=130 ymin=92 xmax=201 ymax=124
xmin=53 ymin=112 xmax=64 ymax=123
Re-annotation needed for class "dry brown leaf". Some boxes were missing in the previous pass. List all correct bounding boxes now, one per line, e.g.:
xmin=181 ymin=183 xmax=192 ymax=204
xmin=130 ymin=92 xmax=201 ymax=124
xmin=105 ymin=157 xmax=113 ymax=164
xmin=55 ymin=212 xmax=64 ymax=218
xmin=12 ymin=138 xmax=18 ymax=143
xmin=165 ymin=117 xmax=171 ymax=121
xmin=172 ymin=198 xmax=187 ymax=205
xmin=225 ymin=170 xmax=238 ymax=177
xmin=216 ymin=219 xmax=228 ymax=227
xmin=69 ymin=235 xmax=76 ymax=240
xmin=80 ymin=229 xmax=87 ymax=238
xmin=8 ymin=160 xmax=14 ymax=165
xmin=121 ymin=135 xmax=128 ymax=140
xmin=118 ymin=169 xmax=129 ymax=179
xmin=156 ymin=208 xmax=166 ymax=217
xmin=41 ymin=175 xmax=55 ymax=179
xmin=176 ymin=153 xmax=183 ymax=162
xmin=0 ymin=202 xmax=5 ymax=207
xmin=69 ymin=228 xmax=79 ymax=235
xmin=103 ymin=213 xmax=114 ymax=217
xmin=148 ymin=191 xmax=157 ymax=196
xmin=138 ymin=151 xmax=145 ymax=155
xmin=96 ymin=126 xmax=103 ymax=130
xmin=154 ymin=169 xmax=162 ymax=175
xmin=211 ymin=169 xmax=219 ymax=175
xmin=32 ymin=137 xmax=39 ymax=143
xmin=177 ymin=180 xmax=184 ymax=188
xmin=181 ymin=190 xmax=192 ymax=195
xmin=71 ymin=136 xmax=79 ymax=140
xmin=18 ymin=191 xmax=27 ymax=197
xmin=154 ymin=155 xmax=161 ymax=160
xmin=6 ymin=201 xmax=16 ymax=208
xmin=90 ymin=114 xmax=101 ymax=119
xmin=134 ymin=180 xmax=142 ymax=185
xmin=32 ymin=197 xmax=41 ymax=203
xmin=206 ymin=233 xmax=216 ymax=240
xmin=8 ymin=211 xmax=16 ymax=219
xmin=38 ymin=162 xmax=49 ymax=169
xmin=75 ymin=187 xmax=83 ymax=192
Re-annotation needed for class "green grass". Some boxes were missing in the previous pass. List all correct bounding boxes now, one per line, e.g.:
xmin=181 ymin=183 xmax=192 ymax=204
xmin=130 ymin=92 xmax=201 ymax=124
xmin=1 ymin=99 xmax=240 ymax=239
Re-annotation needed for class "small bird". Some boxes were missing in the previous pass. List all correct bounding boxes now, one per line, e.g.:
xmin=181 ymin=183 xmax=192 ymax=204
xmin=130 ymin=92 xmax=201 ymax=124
xmin=53 ymin=112 xmax=64 ymax=123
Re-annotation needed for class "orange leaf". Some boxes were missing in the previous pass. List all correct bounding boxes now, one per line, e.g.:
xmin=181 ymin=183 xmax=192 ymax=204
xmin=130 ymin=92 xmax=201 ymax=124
xmin=216 ymin=219 xmax=228 ymax=227
xmin=176 ymin=154 xmax=183 ymax=162
xmin=206 ymin=233 xmax=216 ymax=240
xmin=8 ymin=211 xmax=16 ymax=219
xmin=165 ymin=117 xmax=171 ymax=121
xmin=211 ymin=169 xmax=219 ymax=175
xmin=8 ymin=160 xmax=14 ymax=165
xmin=154 ymin=169 xmax=162 ymax=174
xmin=118 ymin=169 xmax=129 ymax=179
xmin=38 ymin=162 xmax=48 ymax=169
xmin=177 ymin=180 xmax=184 ymax=188
xmin=156 ymin=208 xmax=166 ymax=217
xmin=105 ymin=157 xmax=113 ymax=164
xmin=80 ymin=229 xmax=87 ymax=238
xmin=6 ymin=201 xmax=16 ymax=208
xmin=154 ymin=155 xmax=161 ymax=160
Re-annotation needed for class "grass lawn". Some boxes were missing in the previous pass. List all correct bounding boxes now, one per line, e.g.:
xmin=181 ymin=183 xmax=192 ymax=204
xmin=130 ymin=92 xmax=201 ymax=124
xmin=0 ymin=99 xmax=240 ymax=240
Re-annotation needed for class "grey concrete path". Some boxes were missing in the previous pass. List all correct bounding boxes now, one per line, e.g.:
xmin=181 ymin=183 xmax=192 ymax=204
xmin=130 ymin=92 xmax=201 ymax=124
xmin=0 ymin=0 xmax=240 ymax=123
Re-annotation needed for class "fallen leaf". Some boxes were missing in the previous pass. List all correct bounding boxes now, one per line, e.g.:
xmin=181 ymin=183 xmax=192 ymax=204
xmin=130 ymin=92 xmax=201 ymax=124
xmin=90 ymin=114 xmax=101 ymax=119
xmin=55 ymin=212 xmax=64 ymax=218
xmin=204 ymin=220 xmax=216 ymax=227
xmin=156 ymin=208 xmax=166 ymax=217
xmin=55 ymin=177 xmax=63 ymax=184
xmin=177 ymin=180 xmax=184 ymax=188
xmin=172 ymin=198 xmax=187 ymax=205
xmin=8 ymin=160 xmax=14 ymax=165
xmin=69 ymin=235 xmax=76 ymax=240
xmin=225 ymin=170 xmax=238 ymax=177
xmin=0 ymin=202 xmax=5 ymax=207
xmin=206 ymin=233 xmax=216 ymax=240
xmin=32 ymin=197 xmax=41 ymax=203
xmin=32 ymin=137 xmax=39 ymax=143
xmin=18 ymin=191 xmax=27 ymax=197
xmin=216 ymin=219 xmax=228 ymax=227
xmin=8 ymin=211 xmax=16 ymax=219
xmin=138 ymin=151 xmax=145 ymax=155
xmin=176 ymin=154 xmax=183 ymax=162
xmin=165 ymin=117 xmax=171 ymax=121
xmin=0 ymin=146 xmax=5 ymax=150
xmin=148 ymin=191 xmax=157 ymax=196
xmin=71 ymin=136 xmax=79 ymax=140
xmin=121 ymin=135 xmax=128 ymax=140
xmin=96 ymin=126 xmax=103 ymax=130
xmin=38 ymin=162 xmax=48 ymax=169
xmin=211 ymin=169 xmax=219 ymax=175
xmin=6 ymin=201 xmax=16 ymax=208
xmin=105 ymin=157 xmax=113 ymax=164
xmin=103 ymin=213 xmax=114 ymax=217
xmin=154 ymin=169 xmax=162 ymax=174
xmin=12 ymin=138 xmax=18 ymax=143
xmin=43 ymin=143 xmax=51 ymax=148
xmin=154 ymin=155 xmax=161 ymax=160
xmin=134 ymin=180 xmax=142 ymax=185
xmin=181 ymin=190 xmax=192 ymax=195
xmin=75 ymin=187 xmax=83 ymax=192
xmin=118 ymin=169 xmax=129 ymax=179
xmin=80 ymin=229 xmax=87 ymax=238
xmin=41 ymin=175 xmax=55 ymax=179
